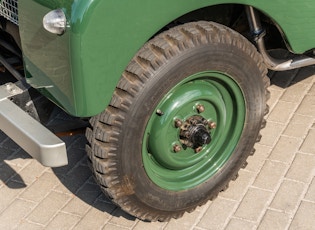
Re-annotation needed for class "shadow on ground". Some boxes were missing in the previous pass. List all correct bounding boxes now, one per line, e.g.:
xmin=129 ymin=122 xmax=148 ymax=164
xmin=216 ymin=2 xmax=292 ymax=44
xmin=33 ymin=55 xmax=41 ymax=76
xmin=52 ymin=134 xmax=136 ymax=221
xmin=0 ymin=132 xmax=28 ymax=189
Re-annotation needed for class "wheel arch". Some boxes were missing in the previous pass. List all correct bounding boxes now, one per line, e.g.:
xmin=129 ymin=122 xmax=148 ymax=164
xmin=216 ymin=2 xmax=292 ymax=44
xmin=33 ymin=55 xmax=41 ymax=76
xmin=73 ymin=1 xmax=312 ymax=116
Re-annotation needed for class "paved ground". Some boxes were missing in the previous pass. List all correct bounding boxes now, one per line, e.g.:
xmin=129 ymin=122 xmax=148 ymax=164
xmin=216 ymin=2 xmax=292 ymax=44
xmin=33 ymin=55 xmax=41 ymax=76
xmin=0 ymin=64 xmax=314 ymax=229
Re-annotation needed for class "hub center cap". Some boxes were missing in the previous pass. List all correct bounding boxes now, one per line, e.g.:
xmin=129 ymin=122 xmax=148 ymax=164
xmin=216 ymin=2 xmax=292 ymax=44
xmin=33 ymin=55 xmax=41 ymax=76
xmin=179 ymin=116 xmax=212 ymax=152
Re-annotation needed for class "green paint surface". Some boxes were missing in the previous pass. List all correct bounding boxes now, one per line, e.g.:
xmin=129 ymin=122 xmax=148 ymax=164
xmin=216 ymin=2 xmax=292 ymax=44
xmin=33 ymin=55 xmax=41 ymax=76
xmin=19 ymin=0 xmax=315 ymax=116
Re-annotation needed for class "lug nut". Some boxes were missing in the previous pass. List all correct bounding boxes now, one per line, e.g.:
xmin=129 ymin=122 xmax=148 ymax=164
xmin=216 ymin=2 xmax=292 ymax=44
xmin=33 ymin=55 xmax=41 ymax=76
xmin=184 ymin=131 xmax=190 ymax=138
xmin=174 ymin=119 xmax=183 ymax=128
xmin=202 ymin=118 xmax=209 ymax=126
xmin=156 ymin=109 xmax=164 ymax=116
xmin=173 ymin=144 xmax=182 ymax=153
xmin=196 ymin=104 xmax=205 ymax=113
xmin=195 ymin=147 xmax=203 ymax=153
xmin=208 ymin=121 xmax=217 ymax=129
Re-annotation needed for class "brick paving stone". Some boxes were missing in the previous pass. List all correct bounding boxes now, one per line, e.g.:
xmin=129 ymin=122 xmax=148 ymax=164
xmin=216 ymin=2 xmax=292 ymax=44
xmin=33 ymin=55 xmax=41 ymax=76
xmin=95 ymin=192 xmax=113 ymax=204
xmin=5 ymin=149 xmax=32 ymax=168
xmin=259 ymin=122 xmax=285 ymax=147
xmin=0 ymin=146 xmax=16 ymax=162
xmin=103 ymin=223 xmax=130 ymax=230
xmin=27 ymin=191 xmax=72 ymax=225
xmin=20 ymin=172 xmax=61 ymax=202
xmin=220 ymin=169 xmax=255 ymax=201
xmin=61 ymin=196 xmax=91 ymax=217
xmin=17 ymin=221 xmax=44 ymax=230
xmin=289 ymin=201 xmax=315 ymax=230
xmin=309 ymin=82 xmax=315 ymax=95
xmin=134 ymin=220 xmax=166 ymax=230
xmin=53 ymin=182 xmax=74 ymax=195
xmin=74 ymin=200 xmax=117 ymax=230
xmin=0 ymin=199 xmax=36 ymax=229
xmin=197 ymin=197 xmax=238 ymax=229
xmin=300 ymin=128 xmax=315 ymax=154
xmin=52 ymin=150 xmax=86 ymax=176
xmin=225 ymin=218 xmax=256 ymax=230
xmin=285 ymin=153 xmax=315 ymax=183
xmin=0 ymin=131 xmax=8 ymax=141
xmin=11 ymin=160 xmax=47 ymax=185
xmin=233 ymin=188 xmax=273 ymax=222
xmin=164 ymin=204 xmax=208 ymax=230
xmin=269 ymin=179 xmax=305 ymax=214
xmin=268 ymin=136 xmax=301 ymax=163
xmin=245 ymin=144 xmax=272 ymax=173
xmin=107 ymin=208 xmax=137 ymax=228
xmin=1 ymin=137 xmax=22 ymax=152
xmin=0 ymin=181 xmax=25 ymax=213
xmin=281 ymin=82 xmax=310 ymax=102
xmin=266 ymin=87 xmax=283 ymax=110
xmin=267 ymin=101 xmax=297 ymax=123
xmin=304 ymin=177 xmax=315 ymax=202
xmin=283 ymin=114 xmax=314 ymax=138
xmin=54 ymin=164 xmax=92 ymax=195
xmin=258 ymin=210 xmax=290 ymax=230
xmin=0 ymin=161 xmax=23 ymax=184
xmin=45 ymin=212 xmax=81 ymax=230
xmin=296 ymin=95 xmax=315 ymax=117
xmin=253 ymin=160 xmax=288 ymax=191
xmin=4 ymin=158 xmax=23 ymax=172
xmin=62 ymin=182 xmax=101 ymax=217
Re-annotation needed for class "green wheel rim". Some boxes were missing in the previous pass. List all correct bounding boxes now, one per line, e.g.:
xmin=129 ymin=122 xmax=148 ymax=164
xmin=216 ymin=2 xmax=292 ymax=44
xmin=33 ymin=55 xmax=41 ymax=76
xmin=142 ymin=71 xmax=246 ymax=191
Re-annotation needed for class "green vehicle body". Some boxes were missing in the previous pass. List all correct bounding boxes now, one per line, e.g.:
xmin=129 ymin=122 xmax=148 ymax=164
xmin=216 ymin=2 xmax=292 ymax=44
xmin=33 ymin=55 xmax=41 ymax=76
xmin=18 ymin=0 xmax=315 ymax=117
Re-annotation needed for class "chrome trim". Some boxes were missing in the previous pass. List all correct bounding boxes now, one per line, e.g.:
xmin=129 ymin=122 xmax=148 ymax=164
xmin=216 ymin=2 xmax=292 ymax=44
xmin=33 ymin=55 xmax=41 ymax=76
xmin=246 ymin=5 xmax=315 ymax=71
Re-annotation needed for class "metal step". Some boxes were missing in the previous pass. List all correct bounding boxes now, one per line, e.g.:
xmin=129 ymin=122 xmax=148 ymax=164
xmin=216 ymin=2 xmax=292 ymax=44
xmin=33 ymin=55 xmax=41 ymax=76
xmin=0 ymin=83 xmax=68 ymax=167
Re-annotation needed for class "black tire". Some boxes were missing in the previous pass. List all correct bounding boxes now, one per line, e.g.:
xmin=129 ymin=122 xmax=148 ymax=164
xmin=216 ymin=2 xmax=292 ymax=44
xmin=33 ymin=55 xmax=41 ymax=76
xmin=86 ymin=21 xmax=269 ymax=221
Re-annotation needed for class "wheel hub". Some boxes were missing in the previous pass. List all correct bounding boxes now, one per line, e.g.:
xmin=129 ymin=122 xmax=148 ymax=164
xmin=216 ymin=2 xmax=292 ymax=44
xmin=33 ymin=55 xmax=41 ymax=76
xmin=142 ymin=71 xmax=246 ymax=190
xmin=179 ymin=116 xmax=212 ymax=152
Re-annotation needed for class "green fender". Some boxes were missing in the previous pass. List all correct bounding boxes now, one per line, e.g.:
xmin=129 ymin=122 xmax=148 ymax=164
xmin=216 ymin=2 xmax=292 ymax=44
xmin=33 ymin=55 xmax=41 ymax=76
xmin=19 ymin=0 xmax=315 ymax=117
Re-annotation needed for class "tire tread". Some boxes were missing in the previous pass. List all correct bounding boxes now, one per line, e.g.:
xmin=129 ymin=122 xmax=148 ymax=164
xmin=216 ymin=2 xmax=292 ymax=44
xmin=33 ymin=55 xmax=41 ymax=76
xmin=86 ymin=21 xmax=270 ymax=221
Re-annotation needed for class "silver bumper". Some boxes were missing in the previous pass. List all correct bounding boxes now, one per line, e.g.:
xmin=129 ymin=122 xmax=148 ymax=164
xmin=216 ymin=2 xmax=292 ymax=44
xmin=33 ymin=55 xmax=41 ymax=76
xmin=0 ymin=83 xmax=68 ymax=167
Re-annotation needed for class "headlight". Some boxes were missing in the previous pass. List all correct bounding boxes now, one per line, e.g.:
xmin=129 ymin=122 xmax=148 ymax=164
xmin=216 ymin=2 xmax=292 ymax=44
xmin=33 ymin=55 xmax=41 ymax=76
xmin=43 ymin=9 xmax=67 ymax=35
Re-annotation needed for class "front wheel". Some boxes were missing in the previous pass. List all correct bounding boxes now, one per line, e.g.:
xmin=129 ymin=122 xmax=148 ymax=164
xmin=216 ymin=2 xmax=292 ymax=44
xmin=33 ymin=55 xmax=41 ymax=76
xmin=86 ymin=21 xmax=269 ymax=221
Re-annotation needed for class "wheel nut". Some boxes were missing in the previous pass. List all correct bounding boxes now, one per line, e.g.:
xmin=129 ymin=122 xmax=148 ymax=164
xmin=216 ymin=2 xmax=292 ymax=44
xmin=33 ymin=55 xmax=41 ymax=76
xmin=184 ymin=131 xmax=190 ymax=138
xmin=209 ymin=121 xmax=217 ymax=129
xmin=174 ymin=119 xmax=183 ymax=128
xmin=202 ymin=118 xmax=209 ymax=126
xmin=173 ymin=144 xmax=182 ymax=153
xmin=196 ymin=104 xmax=205 ymax=113
xmin=195 ymin=147 xmax=203 ymax=153
xmin=156 ymin=109 xmax=164 ymax=116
